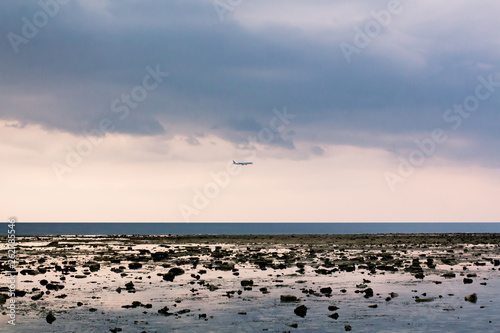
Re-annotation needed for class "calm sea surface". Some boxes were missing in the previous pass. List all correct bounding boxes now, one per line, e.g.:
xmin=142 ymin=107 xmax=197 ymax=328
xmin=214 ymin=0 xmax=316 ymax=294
xmin=3 ymin=222 xmax=500 ymax=235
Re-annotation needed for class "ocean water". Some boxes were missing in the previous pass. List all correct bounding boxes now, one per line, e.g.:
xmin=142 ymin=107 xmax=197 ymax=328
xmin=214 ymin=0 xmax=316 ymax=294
xmin=2 ymin=222 xmax=500 ymax=235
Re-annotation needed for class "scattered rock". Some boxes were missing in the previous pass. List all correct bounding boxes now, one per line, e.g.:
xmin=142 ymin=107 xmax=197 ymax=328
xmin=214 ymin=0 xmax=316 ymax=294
xmin=320 ymin=287 xmax=332 ymax=294
xmin=46 ymin=312 xmax=56 ymax=324
xmin=294 ymin=305 xmax=307 ymax=317
xmin=328 ymin=312 xmax=339 ymax=320
xmin=345 ymin=325 xmax=352 ymax=331
xmin=465 ymin=293 xmax=477 ymax=303
xmin=241 ymin=280 xmax=254 ymax=287
xmin=281 ymin=295 xmax=298 ymax=302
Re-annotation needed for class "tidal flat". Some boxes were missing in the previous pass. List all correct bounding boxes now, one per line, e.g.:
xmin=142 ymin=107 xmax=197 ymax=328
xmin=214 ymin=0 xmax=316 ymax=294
xmin=1 ymin=233 xmax=499 ymax=332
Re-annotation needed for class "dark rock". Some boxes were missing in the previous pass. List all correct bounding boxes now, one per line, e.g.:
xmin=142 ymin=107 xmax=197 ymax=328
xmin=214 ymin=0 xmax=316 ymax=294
xmin=46 ymin=312 xmax=56 ymax=324
xmin=320 ymin=287 xmax=332 ymax=294
xmin=89 ymin=263 xmax=100 ymax=272
xmin=368 ymin=304 xmax=378 ymax=308
xmin=415 ymin=272 xmax=425 ymax=279
xmin=415 ymin=297 xmax=434 ymax=302
xmin=241 ymin=280 xmax=254 ymax=287
xmin=158 ymin=306 xmax=173 ymax=316
xmin=89 ymin=308 xmax=98 ymax=312
xmin=363 ymin=288 xmax=374 ymax=298
xmin=46 ymin=283 xmax=65 ymax=291
xmin=328 ymin=312 xmax=339 ymax=320
xmin=328 ymin=305 xmax=339 ymax=311
xmin=77 ymin=302 xmax=83 ymax=306
xmin=465 ymin=293 xmax=477 ymax=303
xmin=345 ymin=325 xmax=352 ymax=331
xmin=110 ymin=328 xmax=122 ymax=333
xmin=163 ymin=272 xmax=175 ymax=282
xmin=463 ymin=278 xmax=473 ymax=284
xmin=294 ymin=305 xmax=307 ymax=317
xmin=40 ymin=279 xmax=48 ymax=286
xmin=31 ymin=292 xmax=44 ymax=301
xmin=128 ymin=263 xmax=142 ymax=270
xmin=442 ymin=272 xmax=456 ymax=278
xmin=125 ymin=282 xmax=135 ymax=290
xmin=169 ymin=267 xmax=185 ymax=276
xmin=281 ymin=295 xmax=298 ymax=302
xmin=286 ymin=323 xmax=298 ymax=328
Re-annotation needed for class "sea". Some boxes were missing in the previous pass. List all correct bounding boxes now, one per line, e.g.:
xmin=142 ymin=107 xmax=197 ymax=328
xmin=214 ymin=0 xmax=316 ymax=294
xmin=3 ymin=222 xmax=500 ymax=235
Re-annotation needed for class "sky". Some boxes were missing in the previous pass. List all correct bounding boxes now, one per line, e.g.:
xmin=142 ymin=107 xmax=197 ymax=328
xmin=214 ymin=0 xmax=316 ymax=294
xmin=1 ymin=0 xmax=500 ymax=222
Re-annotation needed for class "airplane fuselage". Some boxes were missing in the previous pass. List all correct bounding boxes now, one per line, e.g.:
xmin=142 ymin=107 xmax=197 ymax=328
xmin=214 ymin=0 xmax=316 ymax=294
xmin=233 ymin=160 xmax=253 ymax=165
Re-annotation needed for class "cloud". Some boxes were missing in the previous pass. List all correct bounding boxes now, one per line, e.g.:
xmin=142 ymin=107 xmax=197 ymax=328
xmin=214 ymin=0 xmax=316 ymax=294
xmin=0 ymin=0 xmax=499 ymax=165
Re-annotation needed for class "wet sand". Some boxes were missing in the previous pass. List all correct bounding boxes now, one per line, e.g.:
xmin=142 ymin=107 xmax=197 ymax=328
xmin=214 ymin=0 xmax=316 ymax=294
xmin=1 ymin=233 xmax=499 ymax=332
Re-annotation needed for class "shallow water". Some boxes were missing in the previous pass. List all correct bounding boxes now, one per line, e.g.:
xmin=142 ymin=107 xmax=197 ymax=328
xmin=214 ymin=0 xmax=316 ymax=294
xmin=1 ymin=236 xmax=499 ymax=332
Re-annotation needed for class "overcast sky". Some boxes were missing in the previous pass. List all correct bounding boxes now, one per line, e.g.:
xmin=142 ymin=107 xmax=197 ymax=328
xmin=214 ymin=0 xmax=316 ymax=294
xmin=1 ymin=0 xmax=500 ymax=222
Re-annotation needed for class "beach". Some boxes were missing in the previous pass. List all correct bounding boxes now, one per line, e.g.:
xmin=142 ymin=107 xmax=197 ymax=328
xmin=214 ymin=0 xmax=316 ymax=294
xmin=1 ymin=233 xmax=499 ymax=332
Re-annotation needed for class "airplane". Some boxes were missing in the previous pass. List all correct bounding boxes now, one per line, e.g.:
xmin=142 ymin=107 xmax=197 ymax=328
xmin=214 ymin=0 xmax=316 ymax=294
xmin=233 ymin=160 xmax=253 ymax=166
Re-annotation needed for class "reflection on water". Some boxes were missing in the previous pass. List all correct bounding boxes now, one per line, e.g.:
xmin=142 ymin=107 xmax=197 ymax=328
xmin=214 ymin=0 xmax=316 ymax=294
xmin=0 ymin=236 xmax=499 ymax=332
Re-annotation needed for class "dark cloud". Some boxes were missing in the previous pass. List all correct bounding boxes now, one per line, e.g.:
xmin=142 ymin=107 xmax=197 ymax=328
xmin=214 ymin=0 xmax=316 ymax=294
xmin=1 ymin=0 xmax=499 ymax=163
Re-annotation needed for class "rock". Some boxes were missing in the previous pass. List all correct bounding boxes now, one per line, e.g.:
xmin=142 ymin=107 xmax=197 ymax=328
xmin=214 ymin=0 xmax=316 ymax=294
xmin=238 ymin=311 xmax=247 ymax=315
xmin=128 ymin=263 xmax=142 ymax=270
xmin=89 ymin=263 xmax=101 ymax=272
xmin=442 ymin=272 xmax=456 ymax=278
xmin=110 ymin=329 xmax=122 ymax=333
xmin=345 ymin=325 xmax=352 ymax=331
xmin=328 ymin=312 xmax=339 ymax=320
xmin=77 ymin=302 xmax=83 ymax=306
xmin=125 ymin=282 xmax=135 ymax=290
xmin=40 ymin=279 xmax=48 ymax=286
xmin=415 ymin=272 xmax=425 ymax=279
xmin=46 ymin=312 xmax=56 ymax=324
xmin=320 ymin=287 xmax=332 ymax=294
xmin=390 ymin=292 xmax=399 ymax=298
xmin=328 ymin=305 xmax=339 ymax=311
xmin=89 ymin=308 xmax=98 ymax=312
xmin=281 ymin=295 xmax=298 ymax=302
xmin=286 ymin=323 xmax=298 ymax=328
xmin=46 ymin=283 xmax=65 ymax=291
xmin=465 ymin=293 xmax=477 ymax=303
xmin=163 ymin=272 xmax=175 ymax=282
xmin=294 ymin=305 xmax=307 ymax=317
xmin=31 ymin=292 xmax=44 ymax=301
xmin=415 ymin=297 xmax=434 ymax=302
xmin=158 ymin=306 xmax=172 ymax=316
xmin=368 ymin=304 xmax=378 ymax=308
xmin=241 ymin=280 xmax=254 ymax=287
xmin=363 ymin=288 xmax=374 ymax=298
xmin=168 ymin=267 xmax=185 ymax=276
xmin=463 ymin=278 xmax=473 ymax=284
